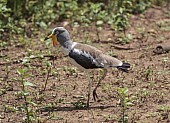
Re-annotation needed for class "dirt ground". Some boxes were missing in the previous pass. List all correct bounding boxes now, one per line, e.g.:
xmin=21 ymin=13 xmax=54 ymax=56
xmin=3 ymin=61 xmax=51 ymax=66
xmin=0 ymin=7 xmax=170 ymax=123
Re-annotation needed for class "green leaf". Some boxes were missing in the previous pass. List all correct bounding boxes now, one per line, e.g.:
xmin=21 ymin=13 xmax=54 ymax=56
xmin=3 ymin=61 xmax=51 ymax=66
xmin=117 ymin=87 xmax=128 ymax=97
xmin=127 ymin=34 xmax=133 ymax=40
xmin=126 ymin=102 xmax=133 ymax=106
xmin=24 ymin=81 xmax=34 ymax=87
xmin=96 ymin=20 xmax=103 ymax=25
xmin=123 ymin=88 xmax=128 ymax=94
xmin=23 ymin=92 xmax=29 ymax=96
xmin=23 ymin=73 xmax=31 ymax=78
xmin=46 ymin=61 xmax=52 ymax=67
xmin=27 ymin=98 xmax=37 ymax=106
xmin=29 ymin=101 xmax=37 ymax=106
xmin=29 ymin=55 xmax=36 ymax=59
xmin=22 ymin=58 xmax=29 ymax=64
xmin=38 ymin=21 xmax=47 ymax=28
xmin=17 ymin=69 xmax=24 ymax=75
xmin=20 ymin=91 xmax=29 ymax=96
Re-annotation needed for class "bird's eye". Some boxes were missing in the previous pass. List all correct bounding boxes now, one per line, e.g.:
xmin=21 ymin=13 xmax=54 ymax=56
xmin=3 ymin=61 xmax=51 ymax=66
xmin=53 ymin=29 xmax=59 ymax=35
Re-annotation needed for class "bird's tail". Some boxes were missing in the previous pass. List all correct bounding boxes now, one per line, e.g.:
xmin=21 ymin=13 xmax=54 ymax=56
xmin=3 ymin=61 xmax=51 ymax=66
xmin=117 ymin=62 xmax=130 ymax=73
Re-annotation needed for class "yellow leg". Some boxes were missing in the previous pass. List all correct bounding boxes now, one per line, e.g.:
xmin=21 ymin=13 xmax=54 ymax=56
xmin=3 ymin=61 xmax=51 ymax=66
xmin=93 ymin=68 xmax=107 ymax=101
xmin=86 ymin=72 xmax=93 ymax=108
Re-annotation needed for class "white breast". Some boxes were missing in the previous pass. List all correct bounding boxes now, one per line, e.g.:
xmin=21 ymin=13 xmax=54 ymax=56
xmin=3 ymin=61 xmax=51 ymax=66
xmin=71 ymin=42 xmax=78 ymax=49
xmin=61 ymin=42 xmax=78 ymax=55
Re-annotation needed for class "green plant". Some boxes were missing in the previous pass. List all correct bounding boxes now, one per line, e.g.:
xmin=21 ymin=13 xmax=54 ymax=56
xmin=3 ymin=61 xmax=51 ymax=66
xmin=133 ymin=89 xmax=151 ymax=105
xmin=63 ymin=66 xmax=78 ymax=77
xmin=82 ymin=30 xmax=91 ymax=44
xmin=117 ymin=87 xmax=133 ymax=123
xmin=16 ymin=68 xmax=36 ymax=122
xmin=4 ymin=105 xmax=18 ymax=113
xmin=157 ymin=105 xmax=170 ymax=120
xmin=152 ymin=0 xmax=166 ymax=6
xmin=116 ymin=33 xmax=133 ymax=44
xmin=111 ymin=0 xmax=132 ymax=32
xmin=113 ymin=8 xmax=129 ymax=32
xmin=162 ymin=57 xmax=169 ymax=70
xmin=131 ymin=0 xmax=151 ymax=14
xmin=71 ymin=100 xmax=86 ymax=109
xmin=1 ymin=0 xmax=168 ymax=44
xmin=144 ymin=66 xmax=153 ymax=81
xmin=106 ymin=50 xmax=117 ymax=57
xmin=51 ymin=68 xmax=62 ymax=81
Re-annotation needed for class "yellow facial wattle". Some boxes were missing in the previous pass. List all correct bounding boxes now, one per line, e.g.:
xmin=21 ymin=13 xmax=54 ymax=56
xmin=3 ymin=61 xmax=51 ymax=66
xmin=52 ymin=35 xmax=57 ymax=46
xmin=44 ymin=32 xmax=58 ymax=47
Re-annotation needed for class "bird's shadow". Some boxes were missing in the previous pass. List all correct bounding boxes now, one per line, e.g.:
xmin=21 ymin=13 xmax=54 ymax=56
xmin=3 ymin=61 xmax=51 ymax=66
xmin=37 ymin=104 xmax=116 ymax=112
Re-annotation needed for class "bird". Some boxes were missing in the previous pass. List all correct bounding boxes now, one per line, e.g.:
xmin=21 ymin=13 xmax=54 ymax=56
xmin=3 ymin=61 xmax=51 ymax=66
xmin=44 ymin=27 xmax=130 ymax=108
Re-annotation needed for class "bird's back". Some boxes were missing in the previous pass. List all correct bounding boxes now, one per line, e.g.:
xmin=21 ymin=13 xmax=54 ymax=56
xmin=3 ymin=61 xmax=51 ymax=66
xmin=69 ymin=43 xmax=123 ymax=69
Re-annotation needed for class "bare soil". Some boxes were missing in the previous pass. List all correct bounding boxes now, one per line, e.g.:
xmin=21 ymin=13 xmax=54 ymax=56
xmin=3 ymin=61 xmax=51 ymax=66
xmin=0 ymin=7 xmax=170 ymax=123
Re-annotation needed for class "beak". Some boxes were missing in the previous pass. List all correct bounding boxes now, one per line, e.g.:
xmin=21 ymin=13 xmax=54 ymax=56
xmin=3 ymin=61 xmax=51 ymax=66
xmin=44 ymin=33 xmax=53 ymax=41
xmin=44 ymin=33 xmax=58 ymax=46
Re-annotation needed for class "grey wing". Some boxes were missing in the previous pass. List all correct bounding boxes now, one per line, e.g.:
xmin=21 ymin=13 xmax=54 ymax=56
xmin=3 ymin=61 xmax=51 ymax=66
xmin=95 ymin=54 xmax=123 ymax=68
xmin=72 ymin=42 xmax=123 ymax=68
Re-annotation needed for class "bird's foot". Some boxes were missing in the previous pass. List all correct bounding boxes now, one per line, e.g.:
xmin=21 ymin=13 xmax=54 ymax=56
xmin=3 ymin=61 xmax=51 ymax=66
xmin=93 ymin=89 xmax=99 ymax=101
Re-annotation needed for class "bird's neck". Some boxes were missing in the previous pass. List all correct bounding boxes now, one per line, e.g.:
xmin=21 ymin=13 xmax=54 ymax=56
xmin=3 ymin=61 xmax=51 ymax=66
xmin=59 ymin=40 xmax=73 ymax=56
xmin=62 ymin=40 xmax=73 ymax=50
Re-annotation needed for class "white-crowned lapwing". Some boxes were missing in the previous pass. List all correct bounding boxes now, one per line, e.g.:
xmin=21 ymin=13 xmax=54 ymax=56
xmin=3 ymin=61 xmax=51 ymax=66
xmin=45 ymin=27 xmax=130 ymax=108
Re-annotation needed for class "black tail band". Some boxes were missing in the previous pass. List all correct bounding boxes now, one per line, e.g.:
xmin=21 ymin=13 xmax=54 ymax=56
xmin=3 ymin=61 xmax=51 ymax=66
xmin=117 ymin=62 xmax=130 ymax=73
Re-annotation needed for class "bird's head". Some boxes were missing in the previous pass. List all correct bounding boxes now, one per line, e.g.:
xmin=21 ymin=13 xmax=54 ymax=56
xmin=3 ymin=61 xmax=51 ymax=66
xmin=44 ymin=27 xmax=71 ymax=46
